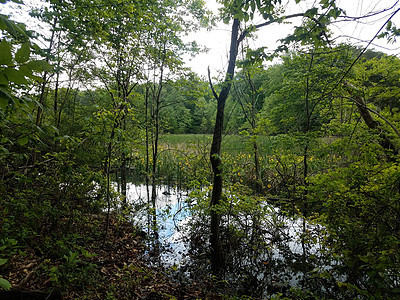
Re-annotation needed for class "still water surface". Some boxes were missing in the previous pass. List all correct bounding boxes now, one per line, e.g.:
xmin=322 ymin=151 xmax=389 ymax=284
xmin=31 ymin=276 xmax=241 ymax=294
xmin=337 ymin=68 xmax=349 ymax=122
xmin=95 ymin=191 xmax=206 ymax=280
xmin=124 ymin=183 xmax=323 ymax=271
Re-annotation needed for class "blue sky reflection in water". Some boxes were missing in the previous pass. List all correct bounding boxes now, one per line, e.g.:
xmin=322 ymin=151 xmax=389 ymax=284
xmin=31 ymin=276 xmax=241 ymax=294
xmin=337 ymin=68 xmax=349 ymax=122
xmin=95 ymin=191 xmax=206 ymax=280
xmin=125 ymin=184 xmax=192 ymax=267
xmin=124 ymin=183 xmax=333 ymax=290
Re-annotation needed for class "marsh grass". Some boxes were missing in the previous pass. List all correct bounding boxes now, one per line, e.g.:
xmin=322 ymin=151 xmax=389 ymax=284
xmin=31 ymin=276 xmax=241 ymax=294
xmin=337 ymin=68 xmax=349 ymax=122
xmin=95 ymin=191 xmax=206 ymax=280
xmin=128 ymin=134 xmax=342 ymax=189
xmin=160 ymin=134 xmax=277 ymax=156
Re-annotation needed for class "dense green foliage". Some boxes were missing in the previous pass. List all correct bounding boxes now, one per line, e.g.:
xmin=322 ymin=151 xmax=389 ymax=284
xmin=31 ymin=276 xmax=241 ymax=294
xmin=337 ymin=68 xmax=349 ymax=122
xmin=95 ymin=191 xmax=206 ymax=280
xmin=1 ymin=0 xmax=400 ymax=298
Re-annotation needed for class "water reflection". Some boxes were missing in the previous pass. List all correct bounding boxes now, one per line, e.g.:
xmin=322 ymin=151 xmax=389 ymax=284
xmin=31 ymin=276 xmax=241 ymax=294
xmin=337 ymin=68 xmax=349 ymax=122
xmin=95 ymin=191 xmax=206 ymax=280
xmin=124 ymin=183 xmax=340 ymax=298
xmin=126 ymin=183 xmax=190 ymax=266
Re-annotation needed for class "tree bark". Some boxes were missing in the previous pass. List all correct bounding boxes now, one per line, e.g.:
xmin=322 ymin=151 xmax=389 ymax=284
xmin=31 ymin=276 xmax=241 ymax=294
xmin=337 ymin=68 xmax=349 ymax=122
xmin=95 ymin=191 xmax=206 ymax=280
xmin=209 ymin=18 xmax=240 ymax=276
xmin=207 ymin=6 xmax=309 ymax=278
xmin=344 ymin=82 xmax=398 ymax=156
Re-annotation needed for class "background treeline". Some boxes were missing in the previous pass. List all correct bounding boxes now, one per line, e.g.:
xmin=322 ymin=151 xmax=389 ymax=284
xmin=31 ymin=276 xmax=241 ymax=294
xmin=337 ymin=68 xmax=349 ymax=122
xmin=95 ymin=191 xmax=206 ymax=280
xmin=44 ymin=45 xmax=398 ymax=138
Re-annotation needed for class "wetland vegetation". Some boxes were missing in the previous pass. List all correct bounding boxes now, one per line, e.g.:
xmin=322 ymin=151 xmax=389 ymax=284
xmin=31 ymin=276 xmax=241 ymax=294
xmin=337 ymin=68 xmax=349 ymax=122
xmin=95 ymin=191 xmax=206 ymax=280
xmin=1 ymin=0 xmax=400 ymax=299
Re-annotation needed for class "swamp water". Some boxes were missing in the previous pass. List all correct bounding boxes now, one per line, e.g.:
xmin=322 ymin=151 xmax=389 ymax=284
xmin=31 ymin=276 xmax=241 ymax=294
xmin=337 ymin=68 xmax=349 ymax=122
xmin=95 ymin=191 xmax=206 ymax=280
xmin=125 ymin=184 xmax=191 ymax=266
xmin=123 ymin=183 xmax=334 ymax=297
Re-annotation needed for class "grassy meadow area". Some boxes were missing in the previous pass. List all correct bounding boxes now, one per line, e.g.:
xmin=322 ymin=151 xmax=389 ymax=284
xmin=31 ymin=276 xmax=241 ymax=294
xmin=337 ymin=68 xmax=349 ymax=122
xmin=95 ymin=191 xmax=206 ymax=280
xmin=132 ymin=133 xmax=339 ymax=193
xmin=160 ymin=134 xmax=275 ymax=155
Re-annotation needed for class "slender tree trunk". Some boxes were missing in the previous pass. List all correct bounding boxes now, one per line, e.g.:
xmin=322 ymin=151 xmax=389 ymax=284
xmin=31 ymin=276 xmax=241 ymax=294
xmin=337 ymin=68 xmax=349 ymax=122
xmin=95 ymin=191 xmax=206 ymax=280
xmin=150 ymin=81 xmax=162 ymax=245
xmin=248 ymin=71 xmax=262 ymax=190
xmin=53 ymin=71 xmax=59 ymax=126
xmin=121 ymin=155 xmax=127 ymax=206
xmin=209 ymin=18 xmax=240 ymax=276
xmin=71 ymin=89 xmax=77 ymax=125
xmin=32 ymin=17 xmax=58 ymax=164
xmin=103 ymin=121 xmax=118 ymax=246
xmin=121 ymin=116 xmax=127 ymax=209
xmin=253 ymin=139 xmax=261 ymax=188
xmin=300 ymin=51 xmax=314 ymax=287
xmin=151 ymin=118 xmax=159 ymax=243
xmin=235 ymin=64 xmax=262 ymax=191
xmin=340 ymin=96 xmax=343 ymax=125
xmin=145 ymin=87 xmax=151 ymax=235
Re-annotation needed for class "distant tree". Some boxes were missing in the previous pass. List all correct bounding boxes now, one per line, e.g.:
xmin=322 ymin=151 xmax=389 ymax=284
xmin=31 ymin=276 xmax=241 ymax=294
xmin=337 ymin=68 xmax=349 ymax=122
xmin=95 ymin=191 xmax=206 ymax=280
xmin=261 ymin=45 xmax=354 ymax=135
xmin=231 ymin=64 xmax=266 ymax=187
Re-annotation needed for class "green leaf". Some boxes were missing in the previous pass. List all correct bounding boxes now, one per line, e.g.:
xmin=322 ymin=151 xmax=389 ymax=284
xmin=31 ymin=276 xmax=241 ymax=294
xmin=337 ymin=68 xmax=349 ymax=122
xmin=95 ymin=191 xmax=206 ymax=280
xmin=0 ymin=96 xmax=8 ymax=110
xmin=4 ymin=68 xmax=28 ymax=84
xmin=250 ymin=1 xmax=255 ymax=12
xmin=20 ymin=65 xmax=41 ymax=81
xmin=19 ymin=65 xmax=43 ymax=82
xmin=0 ymin=15 xmax=27 ymax=39
xmin=18 ymin=65 xmax=32 ymax=76
xmin=328 ymin=8 xmax=341 ymax=19
xmin=0 ymin=258 xmax=7 ymax=266
xmin=0 ymin=277 xmax=12 ymax=290
xmin=0 ymin=89 xmax=13 ymax=110
xmin=18 ymin=136 xmax=28 ymax=146
xmin=256 ymin=0 xmax=261 ymax=10
xmin=0 ymin=72 xmax=8 ymax=85
xmin=0 ymin=40 xmax=12 ymax=65
xmin=320 ymin=0 xmax=330 ymax=9
xmin=304 ymin=7 xmax=318 ymax=18
xmin=26 ymin=60 xmax=51 ymax=72
xmin=0 ymin=146 xmax=9 ymax=155
xmin=0 ymin=15 xmax=6 ymax=30
xmin=15 ymin=42 xmax=30 ymax=63
xmin=27 ymin=74 xmax=43 ymax=81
